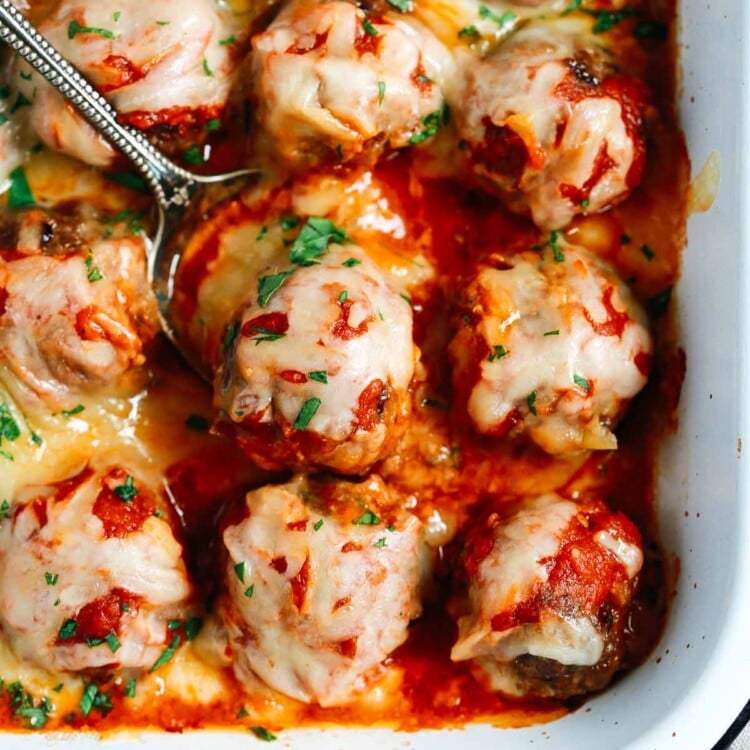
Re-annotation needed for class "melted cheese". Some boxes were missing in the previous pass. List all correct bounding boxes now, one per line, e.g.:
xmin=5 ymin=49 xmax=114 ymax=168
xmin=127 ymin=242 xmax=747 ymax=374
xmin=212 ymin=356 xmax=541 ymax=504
xmin=220 ymin=476 xmax=429 ymax=707
xmin=450 ymin=245 xmax=652 ymax=454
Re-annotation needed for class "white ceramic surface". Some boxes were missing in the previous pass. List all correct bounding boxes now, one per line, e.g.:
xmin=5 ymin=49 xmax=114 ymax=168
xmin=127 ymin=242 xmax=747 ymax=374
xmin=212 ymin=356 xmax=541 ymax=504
xmin=4 ymin=0 xmax=750 ymax=747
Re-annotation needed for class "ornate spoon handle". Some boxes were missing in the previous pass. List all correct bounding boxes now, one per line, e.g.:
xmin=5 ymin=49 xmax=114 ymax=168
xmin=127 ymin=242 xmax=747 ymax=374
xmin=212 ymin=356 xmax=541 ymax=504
xmin=0 ymin=0 xmax=206 ymax=210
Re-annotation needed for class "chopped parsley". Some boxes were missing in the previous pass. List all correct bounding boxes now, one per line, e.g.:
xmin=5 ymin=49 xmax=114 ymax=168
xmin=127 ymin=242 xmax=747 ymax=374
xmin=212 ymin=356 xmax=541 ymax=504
xmin=60 ymin=404 xmax=85 ymax=419
xmin=387 ymin=0 xmax=411 ymax=10
xmin=85 ymin=255 xmax=103 ymax=282
xmin=338 ymin=290 xmax=348 ymax=302
xmin=148 ymin=634 xmax=181 ymax=673
xmin=353 ymin=509 xmax=380 ymax=526
xmin=202 ymin=57 xmax=214 ymax=77
xmin=205 ymin=118 xmax=222 ymax=131
xmin=0 ymin=500 xmax=10 ymax=521
xmin=621 ymin=233 xmax=632 ymax=245
xmin=458 ymin=24 xmax=479 ymax=38
xmin=244 ymin=584 xmax=254 ymax=599
xmin=362 ymin=17 xmax=378 ymax=36
xmin=256 ymin=225 xmax=268 ymax=241
xmin=313 ymin=519 xmax=324 ymax=531
xmin=377 ymin=80 xmax=386 ymax=105
xmin=280 ymin=215 xmax=299 ymax=231
xmin=10 ymin=93 xmax=30 ymax=115
xmin=45 ymin=572 xmax=59 ymax=586
xmin=641 ymin=244 xmax=655 ymax=261
xmin=105 ymin=632 xmax=121 ymax=653
xmin=7 ymin=166 xmax=35 ymax=208
xmin=58 ymin=619 xmax=77 ymax=640
xmin=527 ymin=391 xmax=538 ymax=416
xmin=183 ymin=144 xmax=206 ymax=166
xmin=0 ymin=403 xmax=21 ymax=447
xmin=533 ymin=230 xmax=565 ymax=262
xmin=409 ymin=108 xmax=446 ymax=145
xmin=237 ymin=706 xmax=249 ymax=718
xmin=289 ymin=217 xmax=351 ymax=266
xmin=113 ymin=475 xmax=138 ymax=503
xmin=293 ymin=398 xmax=321 ymax=430
xmin=250 ymin=726 xmax=277 ymax=742
xmin=234 ymin=561 xmax=247 ymax=583
xmin=223 ymin=321 xmax=239 ymax=354
xmin=573 ymin=374 xmax=591 ymax=392
xmin=219 ymin=35 xmax=237 ymax=45
xmin=67 ymin=20 xmax=116 ymax=40
xmin=308 ymin=371 xmax=328 ymax=384
xmin=544 ymin=330 xmax=560 ymax=336
xmin=561 ymin=0 xmax=583 ymax=15
xmin=373 ymin=537 xmax=387 ymax=548
xmin=257 ymin=270 xmax=295 ymax=308
xmin=487 ymin=344 xmax=508 ymax=362
xmin=124 ymin=679 xmax=136 ymax=698
xmin=248 ymin=325 xmax=287 ymax=345
xmin=79 ymin=682 xmax=112 ymax=718
xmin=585 ymin=7 xmax=637 ymax=34
xmin=478 ymin=5 xmax=516 ymax=28
xmin=113 ymin=11 xmax=121 ymax=22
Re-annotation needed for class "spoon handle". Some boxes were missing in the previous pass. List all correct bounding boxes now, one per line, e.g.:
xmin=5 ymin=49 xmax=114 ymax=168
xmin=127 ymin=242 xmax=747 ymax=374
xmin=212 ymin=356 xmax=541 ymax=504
xmin=0 ymin=0 xmax=197 ymax=211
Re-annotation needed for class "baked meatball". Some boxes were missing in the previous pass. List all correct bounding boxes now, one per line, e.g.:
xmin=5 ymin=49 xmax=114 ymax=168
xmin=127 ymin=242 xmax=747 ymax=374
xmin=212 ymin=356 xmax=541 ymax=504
xmin=215 ymin=228 xmax=416 ymax=475
xmin=12 ymin=0 xmax=241 ymax=167
xmin=451 ymin=493 xmax=643 ymax=699
xmin=219 ymin=475 xmax=429 ymax=706
xmin=249 ymin=0 xmax=453 ymax=170
xmin=448 ymin=245 xmax=652 ymax=454
xmin=455 ymin=19 xmax=648 ymax=230
xmin=0 ymin=210 xmax=158 ymax=405
xmin=0 ymin=465 xmax=193 ymax=673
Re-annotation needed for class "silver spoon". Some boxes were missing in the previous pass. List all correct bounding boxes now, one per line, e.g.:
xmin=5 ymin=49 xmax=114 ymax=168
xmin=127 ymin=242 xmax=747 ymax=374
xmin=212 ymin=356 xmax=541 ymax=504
xmin=0 ymin=0 xmax=257 ymax=378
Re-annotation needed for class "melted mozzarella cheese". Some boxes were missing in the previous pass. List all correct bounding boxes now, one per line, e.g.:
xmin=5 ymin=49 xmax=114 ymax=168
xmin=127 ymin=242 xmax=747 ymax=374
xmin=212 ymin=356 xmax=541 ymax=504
xmin=0 ymin=466 xmax=193 ymax=673
xmin=0 ymin=229 xmax=158 ymax=406
xmin=449 ymin=245 xmax=652 ymax=454
xmin=13 ymin=0 xmax=241 ymax=165
xmin=250 ymin=0 xmax=454 ymax=170
xmin=455 ymin=18 xmax=644 ymax=230
xmin=220 ymin=476 xmax=429 ymax=707
xmin=451 ymin=494 xmax=644 ymax=688
xmin=216 ymin=242 xmax=416 ymax=473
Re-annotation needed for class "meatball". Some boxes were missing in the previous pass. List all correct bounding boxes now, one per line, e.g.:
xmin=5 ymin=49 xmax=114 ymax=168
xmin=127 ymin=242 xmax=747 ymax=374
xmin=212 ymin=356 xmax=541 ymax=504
xmin=12 ymin=0 xmax=241 ymax=167
xmin=249 ymin=0 xmax=454 ymax=170
xmin=0 ymin=210 xmax=158 ymax=404
xmin=219 ymin=475 xmax=429 ymax=706
xmin=0 ymin=465 xmax=194 ymax=673
xmin=451 ymin=493 xmax=643 ymax=699
xmin=215 ymin=225 xmax=416 ymax=474
xmin=455 ymin=19 xmax=648 ymax=230
xmin=448 ymin=245 xmax=652 ymax=454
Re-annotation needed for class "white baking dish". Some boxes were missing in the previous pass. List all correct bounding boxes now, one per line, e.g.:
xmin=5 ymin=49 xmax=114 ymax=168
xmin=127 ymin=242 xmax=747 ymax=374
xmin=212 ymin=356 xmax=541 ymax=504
xmin=5 ymin=0 xmax=750 ymax=748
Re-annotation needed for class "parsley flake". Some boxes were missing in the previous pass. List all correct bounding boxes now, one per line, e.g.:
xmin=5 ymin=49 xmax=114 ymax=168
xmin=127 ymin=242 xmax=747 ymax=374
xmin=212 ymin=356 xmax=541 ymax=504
xmin=353 ymin=509 xmax=380 ymax=526
xmin=641 ymin=244 xmax=655 ymax=261
xmin=478 ymin=5 xmax=516 ymax=28
xmin=488 ymin=345 xmax=508 ymax=362
xmin=458 ymin=24 xmax=479 ymax=38
xmin=313 ymin=519 xmax=324 ymax=531
xmin=202 ymin=57 xmax=214 ymax=77
xmin=250 ymin=726 xmax=277 ymax=741
xmin=257 ymin=270 xmax=295 ymax=308
xmin=61 ymin=404 xmax=85 ymax=419
xmin=85 ymin=255 xmax=103 ymax=282
xmin=527 ymin=391 xmax=538 ymax=416
xmin=573 ymin=374 xmax=591 ymax=392
xmin=124 ymin=679 xmax=136 ymax=698
xmin=544 ymin=330 xmax=560 ymax=336
xmin=58 ymin=619 xmax=77 ymax=640
xmin=148 ymin=634 xmax=181 ymax=673
xmin=377 ymin=80 xmax=386 ymax=105
xmin=289 ymin=217 xmax=351 ymax=266
xmin=45 ymin=572 xmax=58 ymax=586
xmin=244 ymin=584 xmax=255 ymax=599
xmin=7 ymin=166 xmax=35 ymax=208
xmin=409 ymin=109 xmax=445 ymax=145
xmin=68 ymin=20 xmax=115 ymax=40
xmin=362 ymin=17 xmax=378 ymax=36
xmin=308 ymin=371 xmax=328 ymax=384
xmin=293 ymin=398 xmax=321 ymax=430
xmin=234 ymin=561 xmax=246 ymax=583
xmin=387 ymin=0 xmax=411 ymax=10
xmin=113 ymin=475 xmax=138 ymax=503
xmin=373 ymin=537 xmax=387 ymax=548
